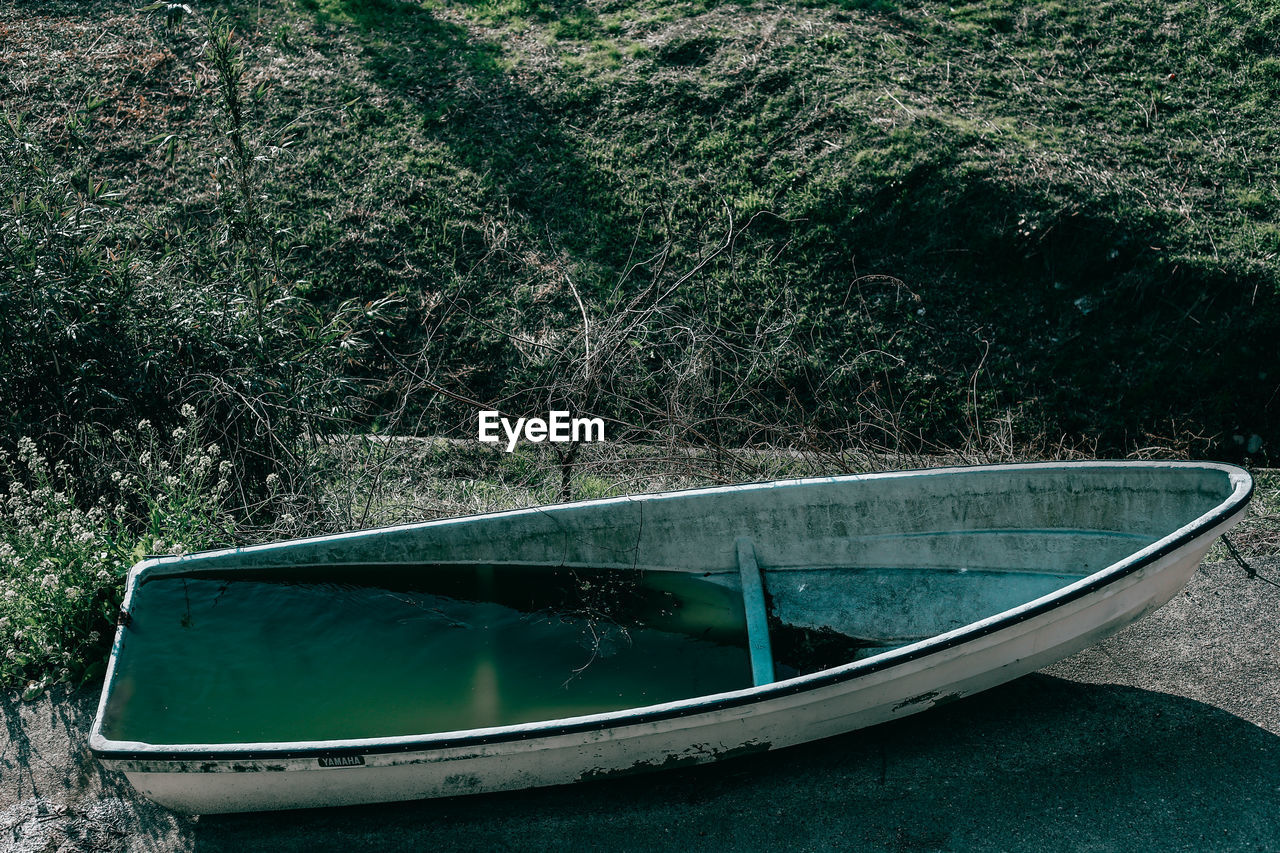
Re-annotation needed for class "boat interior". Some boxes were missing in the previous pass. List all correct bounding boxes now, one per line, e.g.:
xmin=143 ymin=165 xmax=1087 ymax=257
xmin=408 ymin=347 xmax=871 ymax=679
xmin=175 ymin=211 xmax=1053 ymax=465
xmin=99 ymin=464 xmax=1243 ymax=745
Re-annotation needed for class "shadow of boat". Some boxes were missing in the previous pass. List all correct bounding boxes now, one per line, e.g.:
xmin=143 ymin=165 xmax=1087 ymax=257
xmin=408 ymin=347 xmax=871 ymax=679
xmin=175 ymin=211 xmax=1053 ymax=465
xmin=189 ymin=673 xmax=1280 ymax=851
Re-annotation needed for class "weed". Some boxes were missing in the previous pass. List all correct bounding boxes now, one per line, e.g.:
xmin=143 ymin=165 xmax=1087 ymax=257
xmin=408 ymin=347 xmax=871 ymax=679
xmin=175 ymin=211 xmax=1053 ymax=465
xmin=0 ymin=410 xmax=234 ymax=691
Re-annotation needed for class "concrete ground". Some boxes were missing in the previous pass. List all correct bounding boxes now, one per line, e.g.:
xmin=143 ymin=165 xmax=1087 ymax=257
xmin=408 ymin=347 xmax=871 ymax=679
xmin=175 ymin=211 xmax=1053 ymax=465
xmin=4 ymin=557 xmax=1278 ymax=852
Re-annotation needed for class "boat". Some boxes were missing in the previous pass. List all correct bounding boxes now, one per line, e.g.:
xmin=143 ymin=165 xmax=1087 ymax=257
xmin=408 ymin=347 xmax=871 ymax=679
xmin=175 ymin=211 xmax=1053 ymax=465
xmin=90 ymin=460 xmax=1252 ymax=814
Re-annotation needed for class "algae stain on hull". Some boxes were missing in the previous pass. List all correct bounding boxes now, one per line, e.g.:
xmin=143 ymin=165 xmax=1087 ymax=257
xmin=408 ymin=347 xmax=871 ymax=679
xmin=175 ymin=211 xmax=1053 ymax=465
xmin=577 ymin=740 xmax=773 ymax=782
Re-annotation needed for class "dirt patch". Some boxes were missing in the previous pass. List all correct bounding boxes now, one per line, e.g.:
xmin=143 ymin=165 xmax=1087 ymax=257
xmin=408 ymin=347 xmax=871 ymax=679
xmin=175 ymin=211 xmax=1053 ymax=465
xmin=1 ymin=685 xmax=191 ymax=851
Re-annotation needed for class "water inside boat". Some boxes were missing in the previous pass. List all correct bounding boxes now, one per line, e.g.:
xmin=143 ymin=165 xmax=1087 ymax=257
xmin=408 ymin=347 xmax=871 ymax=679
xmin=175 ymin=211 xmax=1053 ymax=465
xmin=98 ymin=554 xmax=1101 ymax=746
xmin=100 ymin=564 xmax=767 ymax=746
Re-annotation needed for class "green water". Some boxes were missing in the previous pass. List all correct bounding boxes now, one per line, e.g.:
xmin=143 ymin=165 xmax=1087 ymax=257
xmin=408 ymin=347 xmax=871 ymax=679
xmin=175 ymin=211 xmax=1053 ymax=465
xmin=101 ymin=565 xmax=754 ymax=745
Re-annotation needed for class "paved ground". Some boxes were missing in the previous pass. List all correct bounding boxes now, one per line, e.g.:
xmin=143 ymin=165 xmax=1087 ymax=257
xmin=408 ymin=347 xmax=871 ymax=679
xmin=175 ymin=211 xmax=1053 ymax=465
xmin=4 ymin=558 xmax=1279 ymax=852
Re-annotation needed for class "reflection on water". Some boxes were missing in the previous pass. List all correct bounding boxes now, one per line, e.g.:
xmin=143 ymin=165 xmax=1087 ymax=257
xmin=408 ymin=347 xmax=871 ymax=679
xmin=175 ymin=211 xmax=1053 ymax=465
xmin=101 ymin=565 xmax=756 ymax=745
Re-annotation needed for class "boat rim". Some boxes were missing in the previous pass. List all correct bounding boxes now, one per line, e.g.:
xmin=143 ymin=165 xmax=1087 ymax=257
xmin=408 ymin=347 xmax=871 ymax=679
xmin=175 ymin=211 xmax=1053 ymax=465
xmin=89 ymin=459 xmax=1254 ymax=762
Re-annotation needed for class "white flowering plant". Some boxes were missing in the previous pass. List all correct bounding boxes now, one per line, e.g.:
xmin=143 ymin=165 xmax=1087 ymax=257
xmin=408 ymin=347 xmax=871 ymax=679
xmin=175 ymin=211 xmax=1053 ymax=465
xmin=1 ymin=407 xmax=235 ymax=693
xmin=0 ymin=437 xmax=131 ymax=692
xmin=108 ymin=405 xmax=235 ymax=562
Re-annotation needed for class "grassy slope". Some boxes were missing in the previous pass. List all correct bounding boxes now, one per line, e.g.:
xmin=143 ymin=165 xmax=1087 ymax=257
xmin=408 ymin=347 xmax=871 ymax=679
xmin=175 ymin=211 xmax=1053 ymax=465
xmin=3 ymin=0 xmax=1277 ymax=457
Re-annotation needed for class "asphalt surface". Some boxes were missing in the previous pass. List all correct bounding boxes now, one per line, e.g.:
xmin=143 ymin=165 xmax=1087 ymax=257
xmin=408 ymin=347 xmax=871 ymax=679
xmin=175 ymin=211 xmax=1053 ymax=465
xmin=4 ymin=557 xmax=1278 ymax=852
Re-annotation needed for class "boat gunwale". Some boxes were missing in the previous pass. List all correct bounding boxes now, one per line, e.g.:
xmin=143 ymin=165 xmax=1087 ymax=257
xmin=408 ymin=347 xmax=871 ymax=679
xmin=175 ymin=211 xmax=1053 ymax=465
xmin=89 ymin=460 xmax=1254 ymax=763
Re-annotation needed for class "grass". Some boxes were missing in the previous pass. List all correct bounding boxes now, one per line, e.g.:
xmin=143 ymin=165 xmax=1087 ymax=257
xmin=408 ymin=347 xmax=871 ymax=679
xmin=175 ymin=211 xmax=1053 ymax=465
xmin=3 ymin=0 xmax=1277 ymax=457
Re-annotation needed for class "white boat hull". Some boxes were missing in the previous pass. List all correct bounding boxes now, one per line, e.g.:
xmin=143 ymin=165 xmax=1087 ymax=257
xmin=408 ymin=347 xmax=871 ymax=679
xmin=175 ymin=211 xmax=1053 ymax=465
xmin=91 ymin=462 xmax=1252 ymax=813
